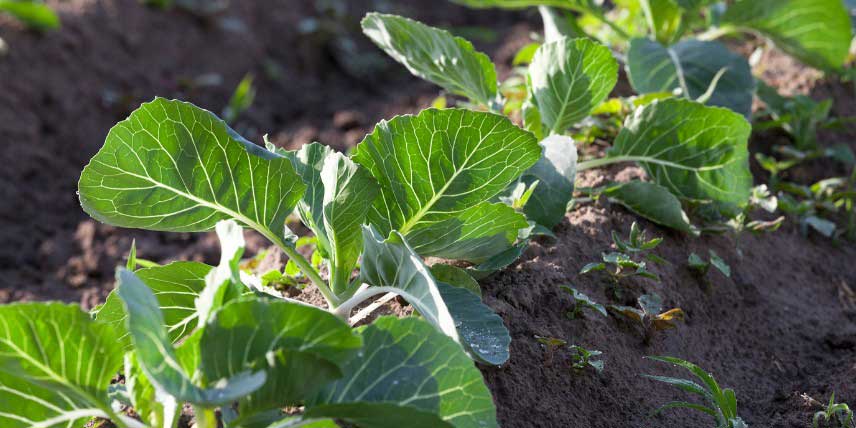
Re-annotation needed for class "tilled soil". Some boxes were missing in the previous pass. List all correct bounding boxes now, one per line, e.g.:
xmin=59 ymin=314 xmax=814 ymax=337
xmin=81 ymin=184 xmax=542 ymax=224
xmin=1 ymin=1 xmax=854 ymax=427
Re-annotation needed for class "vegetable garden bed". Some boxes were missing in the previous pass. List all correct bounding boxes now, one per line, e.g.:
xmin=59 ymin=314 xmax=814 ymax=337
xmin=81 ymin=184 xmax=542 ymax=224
xmin=0 ymin=1 xmax=855 ymax=427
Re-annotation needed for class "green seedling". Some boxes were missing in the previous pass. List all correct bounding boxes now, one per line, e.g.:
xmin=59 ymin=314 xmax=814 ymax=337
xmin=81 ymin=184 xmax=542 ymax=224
xmin=608 ymin=293 xmax=685 ymax=339
xmin=688 ymin=250 xmax=731 ymax=278
xmin=569 ymin=345 xmax=604 ymax=374
xmin=644 ymin=356 xmax=747 ymax=428
xmin=535 ymin=335 xmax=568 ymax=367
xmin=776 ymin=171 xmax=856 ymax=240
xmin=222 ymin=73 xmax=256 ymax=124
xmin=813 ymin=393 xmax=855 ymax=428
xmin=581 ymin=223 xmax=662 ymax=288
xmin=560 ymin=286 xmax=607 ymax=319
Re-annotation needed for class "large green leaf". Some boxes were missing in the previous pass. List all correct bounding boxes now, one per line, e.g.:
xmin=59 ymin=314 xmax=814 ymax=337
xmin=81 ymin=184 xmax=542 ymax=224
xmin=722 ymin=0 xmax=852 ymax=70
xmin=674 ymin=0 xmax=716 ymax=10
xmin=353 ymin=108 xmax=539 ymax=262
xmin=306 ymin=316 xmax=498 ymax=428
xmin=607 ymin=98 xmax=752 ymax=208
xmin=362 ymin=13 xmax=497 ymax=105
xmin=436 ymin=282 xmax=510 ymax=365
xmin=0 ymin=303 xmax=124 ymax=428
xmin=626 ymin=38 xmax=754 ymax=117
xmin=78 ymin=98 xmax=305 ymax=243
xmin=528 ymin=37 xmax=618 ymax=133
xmin=96 ymin=219 xmax=249 ymax=345
xmin=283 ymin=143 xmax=378 ymax=293
xmin=0 ymin=1 xmax=59 ymax=30
xmin=515 ymin=134 xmax=577 ymax=228
xmin=359 ymin=226 xmax=458 ymax=341
xmin=360 ymin=226 xmax=510 ymax=365
xmin=603 ymin=181 xmax=694 ymax=233
xmin=640 ymin=0 xmax=682 ymax=44
xmin=97 ymin=261 xmax=211 ymax=344
xmin=116 ymin=269 xmax=266 ymax=406
xmin=200 ymin=299 xmax=362 ymax=418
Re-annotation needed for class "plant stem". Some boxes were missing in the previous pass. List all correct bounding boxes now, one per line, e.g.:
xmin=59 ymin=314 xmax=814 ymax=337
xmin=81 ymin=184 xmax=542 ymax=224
xmin=331 ymin=286 xmax=400 ymax=319
xmin=261 ymin=230 xmax=340 ymax=308
xmin=696 ymin=25 xmax=739 ymax=41
xmin=590 ymin=10 xmax=630 ymax=40
xmin=192 ymin=406 xmax=218 ymax=428
xmin=576 ymin=156 xmax=624 ymax=171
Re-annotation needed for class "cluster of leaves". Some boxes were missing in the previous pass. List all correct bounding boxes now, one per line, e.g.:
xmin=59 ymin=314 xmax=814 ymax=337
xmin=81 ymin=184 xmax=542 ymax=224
xmin=644 ymin=356 xmax=747 ymax=428
xmin=580 ymin=222 xmax=664 ymax=287
xmin=561 ymin=286 xmax=606 ymax=319
xmin=688 ymin=249 xmax=731 ymax=279
xmin=362 ymin=11 xmax=755 ymax=234
xmin=0 ymin=92 xmax=568 ymax=426
xmin=533 ymin=336 xmax=603 ymax=374
xmin=814 ymin=393 xmax=855 ymax=428
xmin=449 ymin=0 xmax=856 ymax=238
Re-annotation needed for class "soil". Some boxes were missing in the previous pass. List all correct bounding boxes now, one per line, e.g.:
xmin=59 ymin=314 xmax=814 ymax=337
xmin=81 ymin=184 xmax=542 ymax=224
xmin=1 ymin=1 xmax=855 ymax=428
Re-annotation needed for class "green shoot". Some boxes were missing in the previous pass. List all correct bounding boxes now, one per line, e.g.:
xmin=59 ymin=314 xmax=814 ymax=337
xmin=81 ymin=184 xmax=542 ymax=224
xmin=644 ymin=356 xmax=747 ymax=428
xmin=813 ymin=393 xmax=855 ymax=428
xmin=569 ymin=345 xmax=604 ymax=374
xmin=560 ymin=286 xmax=607 ymax=319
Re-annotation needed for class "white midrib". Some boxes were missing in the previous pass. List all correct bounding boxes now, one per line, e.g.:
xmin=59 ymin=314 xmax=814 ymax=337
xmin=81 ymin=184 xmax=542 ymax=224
xmin=576 ymin=155 xmax=733 ymax=172
xmin=396 ymin=137 xmax=488 ymax=235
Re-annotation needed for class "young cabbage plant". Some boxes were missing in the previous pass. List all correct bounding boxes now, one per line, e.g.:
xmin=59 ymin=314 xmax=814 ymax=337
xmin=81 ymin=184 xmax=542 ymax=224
xmin=580 ymin=222 xmax=664 ymax=289
xmin=688 ymin=250 xmax=731 ymax=279
xmin=560 ymin=285 xmax=606 ymax=319
xmin=644 ymin=356 xmax=748 ymax=428
xmin=362 ymin=12 xmax=754 ymax=234
xmin=0 ymin=97 xmax=548 ymax=427
xmin=568 ymin=345 xmax=604 ymax=374
xmin=450 ymin=0 xmax=852 ymax=112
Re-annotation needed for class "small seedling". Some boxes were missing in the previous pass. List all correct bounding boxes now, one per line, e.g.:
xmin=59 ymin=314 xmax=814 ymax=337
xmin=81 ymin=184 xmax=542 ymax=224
xmin=688 ymin=250 xmax=731 ymax=278
xmin=560 ymin=286 xmax=607 ymax=319
xmin=535 ymin=335 xmax=567 ymax=367
xmin=569 ymin=345 xmax=604 ymax=374
xmin=608 ymin=293 xmax=684 ymax=340
xmin=644 ymin=356 xmax=747 ymax=428
xmin=580 ymin=223 xmax=662 ymax=290
xmin=813 ymin=393 xmax=855 ymax=428
xmin=222 ymin=73 xmax=256 ymax=124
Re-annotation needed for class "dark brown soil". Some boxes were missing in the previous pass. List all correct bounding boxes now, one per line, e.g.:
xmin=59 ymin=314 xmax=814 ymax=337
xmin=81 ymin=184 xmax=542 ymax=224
xmin=1 ymin=2 xmax=855 ymax=427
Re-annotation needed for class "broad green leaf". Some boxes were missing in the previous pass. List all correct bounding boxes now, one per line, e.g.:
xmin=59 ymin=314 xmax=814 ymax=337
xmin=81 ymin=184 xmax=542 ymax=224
xmin=97 ymin=220 xmax=247 ymax=345
xmin=265 ymin=417 xmax=340 ymax=428
xmin=284 ymin=143 xmax=379 ymax=293
xmin=96 ymin=261 xmax=211 ymax=344
xmin=722 ymin=0 xmax=852 ymax=70
xmin=515 ymin=134 xmax=577 ymax=228
xmin=306 ymin=316 xmax=498 ymax=428
xmin=528 ymin=37 xmax=618 ymax=133
xmin=436 ymin=282 xmax=511 ymax=365
xmin=0 ymin=303 xmax=125 ymax=428
xmin=0 ymin=1 xmax=59 ymax=30
xmin=626 ymin=38 xmax=754 ymax=117
xmin=607 ymin=98 xmax=752 ymax=208
xmin=430 ymin=264 xmax=481 ymax=296
xmin=361 ymin=13 xmax=497 ymax=105
xmin=353 ymin=108 xmax=539 ymax=262
xmin=116 ymin=269 xmax=266 ymax=406
xmin=200 ymin=299 xmax=361 ymax=417
xmin=78 ymin=98 xmax=306 ymax=243
xmin=360 ymin=226 xmax=458 ymax=341
xmin=603 ymin=181 xmax=694 ymax=233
